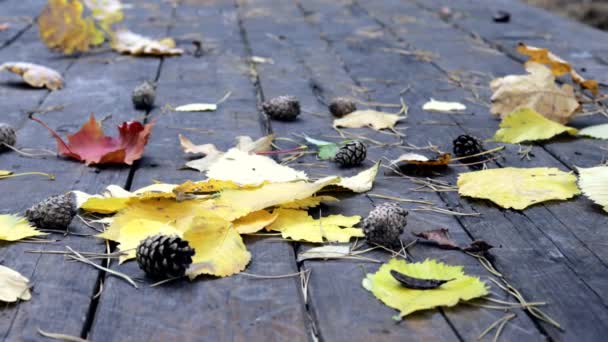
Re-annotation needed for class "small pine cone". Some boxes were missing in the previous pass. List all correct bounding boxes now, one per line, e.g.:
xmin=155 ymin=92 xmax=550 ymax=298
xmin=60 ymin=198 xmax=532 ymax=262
xmin=25 ymin=193 xmax=76 ymax=230
xmin=452 ymin=134 xmax=483 ymax=158
xmin=262 ymin=95 xmax=300 ymax=121
xmin=328 ymin=97 xmax=356 ymax=117
xmin=363 ymin=203 xmax=408 ymax=248
xmin=334 ymin=140 xmax=366 ymax=167
xmin=136 ymin=234 xmax=195 ymax=279
xmin=0 ymin=123 xmax=16 ymax=150
xmin=132 ymin=81 xmax=156 ymax=111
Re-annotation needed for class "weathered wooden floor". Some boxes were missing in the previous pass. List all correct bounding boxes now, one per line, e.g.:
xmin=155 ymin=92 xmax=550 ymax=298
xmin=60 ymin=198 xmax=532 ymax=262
xmin=2 ymin=0 xmax=608 ymax=341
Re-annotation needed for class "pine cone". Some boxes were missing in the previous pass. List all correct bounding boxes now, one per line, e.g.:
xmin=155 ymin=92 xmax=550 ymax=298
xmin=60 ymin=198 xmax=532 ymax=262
xmin=0 ymin=123 xmax=16 ymax=150
xmin=261 ymin=95 xmax=300 ymax=121
xmin=329 ymin=97 xmax=356 ymax=117
xmin=453 ymin=134 xmax=483 ymax=158
xmin=25 ymin=193 xmax=76 ymax=230
xmin=362 ymin=203 xmax=408 ymax=248
xmin=136 ymin=234 xmax=195 ymax=279
xmin=334 ymin=140 xmax=366 ymax=167
xmin=132 ymin=81 xmax=156 ymax=111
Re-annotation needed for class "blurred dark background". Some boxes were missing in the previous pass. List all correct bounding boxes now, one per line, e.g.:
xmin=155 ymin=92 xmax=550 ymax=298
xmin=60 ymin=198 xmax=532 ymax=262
xmin=524 ymin=0 xmax=608 ymax=30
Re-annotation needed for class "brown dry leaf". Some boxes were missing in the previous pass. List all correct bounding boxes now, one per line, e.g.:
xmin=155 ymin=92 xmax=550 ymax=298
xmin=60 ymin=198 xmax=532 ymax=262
xmin=333 ymin=110 xmax=403 ymax=131
xmin=391 ymin=153 xmax=451 ymax=170
xmin=517 ymin=43 xmax=599 ymax=96
xmin=0 ymin=62 xmax=63 ymax=90
xmin=38 ymin=0 xmax=104 ymax=55
xmin=111 ymin=29 xmax=183 ymax=56
xmin=413 ymin=228 xmax=459 ymax=249
xmin=490 ymin=62 xmax=580 ymax=124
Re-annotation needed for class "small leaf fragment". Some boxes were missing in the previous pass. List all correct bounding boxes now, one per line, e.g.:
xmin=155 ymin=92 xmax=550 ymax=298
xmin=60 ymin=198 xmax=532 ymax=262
xmin=174 ymin=103 xmax=217 ymax=112
xmin=111 ymin=29 xmax=183 ymax=56
xmin=422 ymin=98 xmax=466 ymax=112
xmin=390 ymin=270 xmax=454 ymax=289
xmin=0 ymin=62 xmax=63 ymax=90
xmin=413 ymin=228 xmax=459 ymax=249
xmin=492 ymin=108 xmax=577 ymax=144
xmin=0 ymin=265 xmax=32 ymax=302
xmin=578 ymin=124 xmax=608 ymax=140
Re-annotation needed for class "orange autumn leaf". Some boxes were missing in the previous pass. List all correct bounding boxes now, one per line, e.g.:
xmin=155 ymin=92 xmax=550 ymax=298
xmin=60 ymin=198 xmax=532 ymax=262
xmin=31 ymin=114 xmax=154 ymax=165
xmin=517 ymin=43 xmax=599 ymax=96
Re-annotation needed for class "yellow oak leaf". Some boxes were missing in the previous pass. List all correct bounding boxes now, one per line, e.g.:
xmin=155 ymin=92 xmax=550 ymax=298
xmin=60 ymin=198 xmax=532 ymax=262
xmin=458 ymin=167 xmax=580 ymax=210
xmin=184 ymin=216 xmax=251 ymax=278
xmin=578 ymin=124 xmax=608 ymax=140
xmin=0 ymin=265 xmax=32 ymax=302
xmin=234 ymin=210 xmax=278 ymax=234
xmin=99 ymin=219 xmax=182 ymax=263
xmin=517 ymin=43 xmax=599 ymax=96
xmin=267 ymin=208 xmax=363 ymax=243
xmin=0 ymin=62 xmax=63 ymax=90
xmin=206 ymin=148 xmax=308 ymax=186
xmin=111 ymin=29 xmax=183 ymax=56
xmin=0 ymin=214 xmax=46 ymax=241
xmin=577 ymin=166 xmax=608 ymax=212
xmin=362 ymin=259 xmax=488 ymax=318
xmin=280 ymin=195 xmax=339 ymax=209
xmin=38 ymin=0 xmax=104 ymax=55
xmin=213 ymin=177 xmax=340 ymax=220
xmin=493 ymin=108 xmax=577 ymax=144
xmin=490 ymin=62 xmax=580 ymax=124
xmin=333 ymin=110 xmax=403 ymax=131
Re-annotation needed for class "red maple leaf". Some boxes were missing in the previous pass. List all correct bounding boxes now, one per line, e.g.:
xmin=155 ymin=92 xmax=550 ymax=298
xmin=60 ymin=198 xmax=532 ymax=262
xmin=32 ymin=114 xmax=154 ymax=165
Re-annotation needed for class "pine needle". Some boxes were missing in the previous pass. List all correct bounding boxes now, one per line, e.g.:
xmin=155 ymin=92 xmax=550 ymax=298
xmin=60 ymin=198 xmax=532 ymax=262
xmin=37 ymin=328 xmax=88 ymax=342
xmin=65 ymin=247 xmax=138 ymax=288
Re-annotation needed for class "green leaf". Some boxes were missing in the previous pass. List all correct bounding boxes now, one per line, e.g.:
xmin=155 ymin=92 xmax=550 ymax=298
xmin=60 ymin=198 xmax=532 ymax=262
xmin=318 ymin=144 xmax=339 ymax=160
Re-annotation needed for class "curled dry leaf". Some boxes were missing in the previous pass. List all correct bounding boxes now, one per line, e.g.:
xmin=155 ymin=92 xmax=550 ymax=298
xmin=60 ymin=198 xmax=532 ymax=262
xmin=422 ymin=98 xmax=466 ymax=112
xmin=492 ymin=108 xmax=577 ymax=144
xmin=462 ymin=240 xmax=494 ymax=254
xmin=458 ymin=167 xmax=580 ymax=210
xmin=490 ymin=62 xmax=580 ymax=124
xmin=38 ymin=0 xmax=104 ymax=55
xmin=0 ymin=62 xmax=63 ymax=90
xmin=0 ymin=265 xmax=32 ymax=302
xmin=32 ymin=114 xmax=154 ymax=165
xmin=390 ymin=270 xmax=453 ymax=290
xmin=517 ymin=43 xmax=599 ymax=96
xmin=413 ymin=228 xmax=459 ymax=249
xmin=391 ymin=153 xmax=451 ymax=172
xmin=333 ymin=109 xmax=403 ymax=131
xmin=111 ymin=29 xmax=183 ymax=56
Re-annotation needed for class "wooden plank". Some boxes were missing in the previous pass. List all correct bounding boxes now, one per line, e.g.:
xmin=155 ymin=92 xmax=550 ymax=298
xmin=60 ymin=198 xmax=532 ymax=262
xmin=292 ymin=0 xmax=608 ymax=340
xmin=356 ymin=0 xmax=608 ymax=306
xmin=0 ymin=1 xmax=171 ymax=340
xmin=236 ymin=0 xmax=546 ymax=341
xmin=87 ymin=1 xmax=310 ymax=341
xmin=0 ymin=0 xmax=42 ymax=49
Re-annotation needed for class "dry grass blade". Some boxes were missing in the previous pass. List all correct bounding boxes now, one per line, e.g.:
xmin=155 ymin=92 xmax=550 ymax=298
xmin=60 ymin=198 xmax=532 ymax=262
xmin=65 ymin=247 xmax=138 ymax=288
xmin=368 ymin=193 xmax=434 ymax=205
xmin=412 ymin=206 xmax=480 ymax=217
xmin=0 ymin=169 xmax=55 ymax=180
xmin=37 ymin=328 xmax=88 ymax=342
xmin=240 ymin=269 xmax=310 ymax=279
xmin=450 ymin=146 xmax=505 ymax=161
xmin=477 ymin=313 xmax=516 ymax=341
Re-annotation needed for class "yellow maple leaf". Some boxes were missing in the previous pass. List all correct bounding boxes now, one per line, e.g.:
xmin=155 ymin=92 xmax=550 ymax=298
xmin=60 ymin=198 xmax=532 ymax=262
xmin=111 ymin=29 xmax=183 ymax=56
xmin=0 ymin=265 xmax=32 ymax=302
xmin=267 ymin=208 xmax=363 ymax=243
xmin=213 ymin=177 xmax=339 ymax=220
xmin=38 ymin=0 xmax=104 ymax=55
xmin=517 ymin=43 xmax=599 ymax=96
xmin=99 ymin=219 xmax=182 ymax=263
xmin=362 ymin=259 xmax=488 ymax=318
xmin=0 ymin=214 xmax=46 ymax=241
xmin=490 ymin=62 xmax=580 ymax=124
xmin=184 ymin=216 xmax=251 ymax=278
xmin=577 ymin=166 xmax=608 ymax=212
xmin=234 ymin=210 xmax=278 ymax=234
xmin=492 ymin=108 xmax=577 ymax=144
xmin=0 ymin=62 xmax=63 ymax=90
xmin=206 ymin=148 xmax=308 ymax=185
xmin=458 ymin=167 xmax=580 ymax=210
xmin=333 ymin=110 xmax=403 ymax=131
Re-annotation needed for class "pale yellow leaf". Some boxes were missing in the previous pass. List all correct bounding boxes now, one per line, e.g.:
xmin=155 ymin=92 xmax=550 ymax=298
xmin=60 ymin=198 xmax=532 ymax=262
xmin=234 ymin=210 xmax=278 ymax=234
xmin=0 ymin=62 xmax=63 ymax=90
xmin=458 ymin=167 xmax=580 ymax=210
xmin=0 ymin=265 xmax=31 ymax=302
xmin=578 ymin=166 xmax=608 ymax=212
xmin=111 ymin=29 xmax=183 ymax=56
xmin=206 ymin=148 xmax=308 ymax=185
xmin=492 ymin=108 xmax=577 ymax=144
xmin=362 ymin=259 xmax=488 ymax=318
xmin=333 ymin=110 xmax=403 ymax=131
xmin=0 ymin=214 xmax=46 ymax=241
xmin=333 ymin=161 xmax=380 ymax=193
xmin=578 ymin=124 xmax=608 ymax=140
xmin=422 ymin=98 xmax=466 ymax=112
xmin=490 ymin=62 xmax=580 ymax=124
xmin=297 ymin=245 xmax=351 ymax=262
xmin=174 ymin=103 xmax=217 ymax=112
xmin=235 ymin=134 xmax=274 ymax=153
xmin=185 ymin=216 xmax=251 ymax=278
xmin=0 ymin=170 xmax=12 ymax=176
xmin=280 ymin=195 xmax=339 ymax=209
xmin=267 ymin=208 xmax=363 ymax=243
